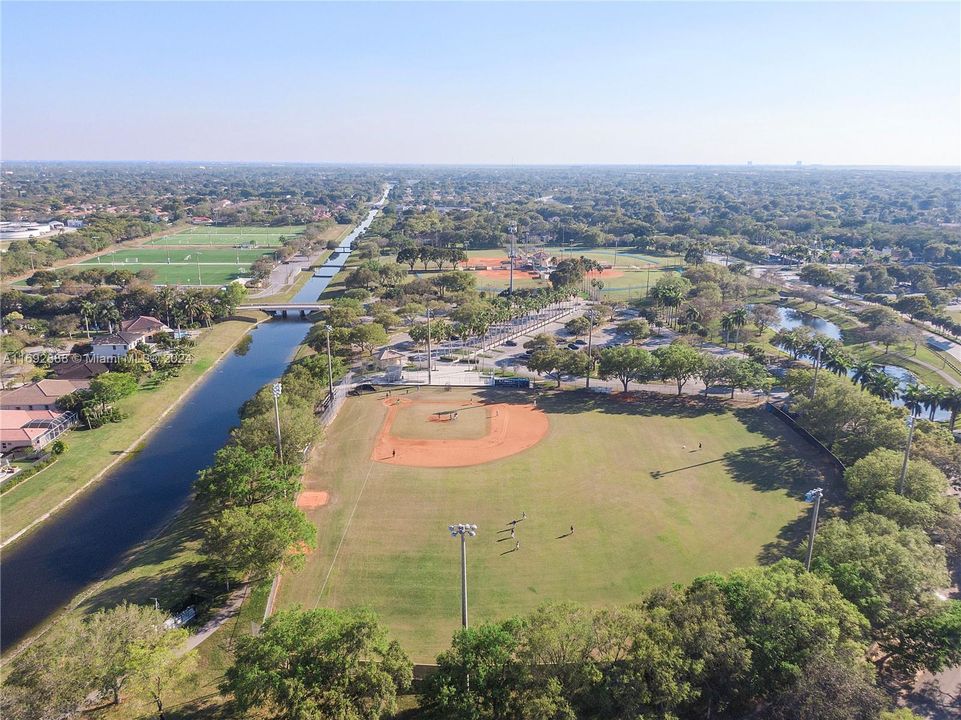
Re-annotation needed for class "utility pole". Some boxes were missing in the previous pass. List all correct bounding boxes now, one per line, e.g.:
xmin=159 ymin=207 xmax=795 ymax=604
xmin=325 ymin=325 xmax=335 ymax=402
xmin=426 ymin=307 xmax=433 ymax=386
xmin=448 ymin=523 xmax=477 ymax=628
xmin=272 ymin=383 xmax=283 ymax=462
xmin=646 ymin=266 xmax=652 ymax=297
xmin=898 ymin=415 xmax=916 ymax=496
xmin=804 ymin=488 xmax=823 ymax=571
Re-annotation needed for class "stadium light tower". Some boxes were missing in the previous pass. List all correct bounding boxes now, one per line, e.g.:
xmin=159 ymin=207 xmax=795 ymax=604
xmin=272 ymin=382 xmax=283 ymax=462
xmin=803 ymin=488 xmax=824 ymax=571
xmin=448 ymin=523 xmax=477 ymax=628
xmin=324 ymin=325 xmax=335 ymax=401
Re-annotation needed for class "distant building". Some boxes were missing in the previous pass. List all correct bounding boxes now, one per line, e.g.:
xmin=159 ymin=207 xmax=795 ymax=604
xmin=0 ymin=221 xmax=54 ymax=240
xmin=50 ymin=360 xmax=109 ymax=381
xmin=0 ymin=379 xmax=91 ymax=411
xmin=90 ymin=316 xmax=171 ymax=359
xmin=375 ymin=348 xmax=405 ymax=382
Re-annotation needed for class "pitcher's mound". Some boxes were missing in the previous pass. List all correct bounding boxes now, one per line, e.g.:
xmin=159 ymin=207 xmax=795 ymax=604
xmin=373 ymin=398 xmax=549 ymax=468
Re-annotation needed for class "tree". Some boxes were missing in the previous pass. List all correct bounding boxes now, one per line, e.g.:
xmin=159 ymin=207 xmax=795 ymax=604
xmin=811 ymin=514 xmax=948 ymax=630
xmin=724 ymin=358 xmax=772 ymax=399
xmin=202 ymin=500 xmax=316 ymax=584
xmin=859 ymin=305 xmax=901 ymax=330
xmin=878 ymin=600 xmax=961 ymax=675
xmin=349 ymin=322 xmax=388 ymax=354
xmin=653 ymin=343 xmax=704 ymax=395
xmin=409 ymin=319 xmax=452 ymax=345
xmin=223 ymin=607 xmax=412 ymax=720
xmin=617 ymin=318 xmax=651 ymax=344
xmin=90 ymin=372 xmax=138 ymax=412
xmin=761 ymin=654 xmax=886 ymax=720
xmin=750 ymin=303 xmax=779 ymax=336
xmin=195 ymin=444 xmax=301 ymax=509
xmin=232 ymin=401 xmax=320 ymax=459
xmin=598 ymin=346 xmax=659 ymax=392
xmin=564 ymin=316 xmax=591 ymax=337
xmin=526 ymin=348 xmax=587 ymax=387
xmin=844 ymin=448 xmax=953 ymax=530
xmin=422 ymin=621 xmax=523 ymax=719
xmin=128 ymin=628 xmax=194 ymax=720
xmin=396 ymin=245 xmax=420 ymax=271
xmin=704 ymin=560 xmax=869 ymax=695
xmin=345 ymin=266 xmax=379 ymax=291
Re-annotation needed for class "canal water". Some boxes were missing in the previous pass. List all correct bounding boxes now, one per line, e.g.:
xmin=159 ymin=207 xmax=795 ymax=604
xmin=769 ymin=306 xmax=950 ymax=421
xmin=0 ymin=206 xmax=381 ymax=650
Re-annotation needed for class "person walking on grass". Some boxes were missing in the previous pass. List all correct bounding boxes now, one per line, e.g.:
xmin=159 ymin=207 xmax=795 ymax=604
xmin=570 ymin=525 xmax=574 ymax=535
xmin=510 ymin=527 xmax=515 ymax=539
xmin=392 ymin=449 xmax=396 ymax=458
xmin=514 ymin=540 xmax=520 ymax=551
xmin=521 ymin=512 xmax=527 ymax=521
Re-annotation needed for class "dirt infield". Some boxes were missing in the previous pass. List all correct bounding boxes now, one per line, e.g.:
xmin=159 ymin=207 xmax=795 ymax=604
xmin=372 ymin=397 xmax=549 ymax=467
xmin=297 ymin=491 xmax=329 ymax=509
xmin=472 ymin=267 xmax=625 ymax=281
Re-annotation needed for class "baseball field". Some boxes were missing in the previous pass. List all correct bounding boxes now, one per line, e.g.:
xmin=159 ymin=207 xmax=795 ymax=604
xmin=275 ymin=387 xmax=833 ymax=662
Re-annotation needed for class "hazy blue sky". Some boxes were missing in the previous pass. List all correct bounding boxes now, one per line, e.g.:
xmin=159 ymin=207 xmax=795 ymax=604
xmin=2 ymin=1 xmax=958 ymax=165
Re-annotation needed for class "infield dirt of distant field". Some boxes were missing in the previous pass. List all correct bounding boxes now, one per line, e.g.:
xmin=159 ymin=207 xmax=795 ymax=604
xmin=276 ymin=387 xmax=838 ymax=662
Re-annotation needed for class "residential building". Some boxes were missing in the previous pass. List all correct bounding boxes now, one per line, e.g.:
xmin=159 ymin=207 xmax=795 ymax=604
xmin=0 ymin=409 xmax=76 ymax=453
xmin=90 ymin=315 xmax=171 ymax=359
xmin=0 ymin=379 xmax=90 ymax=411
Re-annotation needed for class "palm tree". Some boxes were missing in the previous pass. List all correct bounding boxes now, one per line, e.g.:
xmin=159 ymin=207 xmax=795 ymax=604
xmin=940 ymin=387 xmax=961 ymax=431
xmin=824 ymin=350 xmax=853 ymax=376
xmin=730 ymin=307 xmax=748 ymax=349
xmin=79 ymin=300 xmax=97 ymax=339
xmin=720 ymin=313 xmax=736 ymax=346
xmin=921 ymin=385 xmax=947 ymax=421
xmin=865 ymin=370 xmax=899 ymax=401
xmin=851 ymin=361 xmax=876 ymax=388
xmin=97 ymin=304 xmax=120 ymax=334
xmin=901 ymin=384 xmax=926 ymax=418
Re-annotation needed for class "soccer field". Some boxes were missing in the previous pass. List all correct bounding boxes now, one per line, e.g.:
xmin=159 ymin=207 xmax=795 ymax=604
xmin=80 ymin=248 xmax=276 ymax=265
xmin=277 ymin=387 xmax=834 ymax=661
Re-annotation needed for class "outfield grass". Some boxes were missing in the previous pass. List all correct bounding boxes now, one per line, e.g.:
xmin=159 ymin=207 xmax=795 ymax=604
xmin=277 ymin=387 xmax=834 ymax=662
xmin=0 ymin=313 xmax=267 ymax=545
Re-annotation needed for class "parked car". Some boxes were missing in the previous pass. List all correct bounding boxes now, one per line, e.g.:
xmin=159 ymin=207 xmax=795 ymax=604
xmin=567 ymin=343 xmax=579 ymax=350
xmin=574 ymin=339 xmax=587 ymax=345
xmin=504 ymin=339 xmax=518 ymax=346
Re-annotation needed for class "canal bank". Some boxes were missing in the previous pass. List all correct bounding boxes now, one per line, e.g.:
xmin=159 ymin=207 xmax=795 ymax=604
xmin=0 ymin=202 xmax=385 ymax=652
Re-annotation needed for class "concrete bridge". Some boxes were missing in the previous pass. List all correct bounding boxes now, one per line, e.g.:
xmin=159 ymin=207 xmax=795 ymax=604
xmin=238 ymin=302 xmax=329 ymax=318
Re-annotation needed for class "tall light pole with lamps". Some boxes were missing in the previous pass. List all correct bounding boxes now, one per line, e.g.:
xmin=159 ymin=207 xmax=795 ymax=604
xmin=324 ymin=325 xmax=335 ymax=401
xmin=804 ymin=488 xmax=824 ymax=571
xmin=272 ymin=383 xmax=283 ymax=462
xmin=448 ymin=523 xmax=477 ymax=628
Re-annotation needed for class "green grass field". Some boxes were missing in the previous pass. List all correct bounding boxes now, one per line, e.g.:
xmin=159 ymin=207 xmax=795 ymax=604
xmin=81 ymin=247 xmax=276 ymax=264
xmin=145 ymin=225 xmax=307 ymax=247
xmin=277 ymin=387 xmax=834 ymax=662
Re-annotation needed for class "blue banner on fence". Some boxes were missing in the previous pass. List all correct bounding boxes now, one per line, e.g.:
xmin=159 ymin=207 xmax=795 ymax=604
xmin=494 ymin=377 xmax=531 ymax=388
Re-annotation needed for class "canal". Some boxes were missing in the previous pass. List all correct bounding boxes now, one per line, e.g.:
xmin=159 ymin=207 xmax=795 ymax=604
xmin=0 ymin=205 xmax=381 ymax=651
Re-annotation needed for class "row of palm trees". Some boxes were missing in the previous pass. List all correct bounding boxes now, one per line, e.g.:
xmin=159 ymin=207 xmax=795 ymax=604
xmin=773 ymin=328 xmax=961 ymax=430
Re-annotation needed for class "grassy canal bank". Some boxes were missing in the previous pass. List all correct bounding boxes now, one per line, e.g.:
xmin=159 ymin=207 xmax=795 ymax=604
xmin=0 ymin=311 xmax=269 ymax=546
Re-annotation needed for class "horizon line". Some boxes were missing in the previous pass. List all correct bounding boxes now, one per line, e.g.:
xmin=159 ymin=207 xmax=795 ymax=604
xmin=1 ymin=160 xmax=959 ymax=171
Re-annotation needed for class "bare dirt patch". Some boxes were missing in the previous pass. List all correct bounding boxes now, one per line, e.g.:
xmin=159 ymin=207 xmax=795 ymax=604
xmin=297 ymin=491 xmax=329 ymax=509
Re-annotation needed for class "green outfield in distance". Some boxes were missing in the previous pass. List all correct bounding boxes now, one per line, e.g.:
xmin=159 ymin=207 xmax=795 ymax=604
xmin=146 ymin=225 xmax=306 ymax=246
xmin=277 ymin=387 xmax=834 ymax=662
xmin=80 ymin=247 xmax=276 ymax=265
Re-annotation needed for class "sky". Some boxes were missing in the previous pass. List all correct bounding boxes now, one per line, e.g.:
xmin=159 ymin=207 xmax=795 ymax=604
xmin=2 ymin=1 xmax=959 ymax=166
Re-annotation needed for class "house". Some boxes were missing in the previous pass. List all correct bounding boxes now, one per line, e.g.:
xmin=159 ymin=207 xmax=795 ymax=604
xmin=91 ymin=316 xmax=171 ymax=359
xmin=0 ymin=409 xmax=76 ymax=454
xmin=50 ymin=360 xmax=109 ymax=380
xmin=0 ymin=379 xmax=90 ymax=411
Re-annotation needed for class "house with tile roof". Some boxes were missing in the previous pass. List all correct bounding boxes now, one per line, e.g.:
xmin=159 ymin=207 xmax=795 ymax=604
xmin=0 ymin=379 xmax=91 ymax=411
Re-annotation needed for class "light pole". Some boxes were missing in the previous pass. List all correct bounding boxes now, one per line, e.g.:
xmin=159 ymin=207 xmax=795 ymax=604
xmin=898 ymin=415 xmax=916 ymax=496
xmin=448 ymin=523 xmax=477 ymax=628
xmin=426 ymin=307 xmax=433 ymax=386
xmin=804 ymin=488 xmax=823 ymax=571
xmin=197 ymin=251 xmax=203 ymax=286
xmin=324 ymin=325 xmax=335 ymax=401
xmin=272 ymin=383 xmax=283 ymax=462
xmin=585 ymin=309 xmax=595 ymax=389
